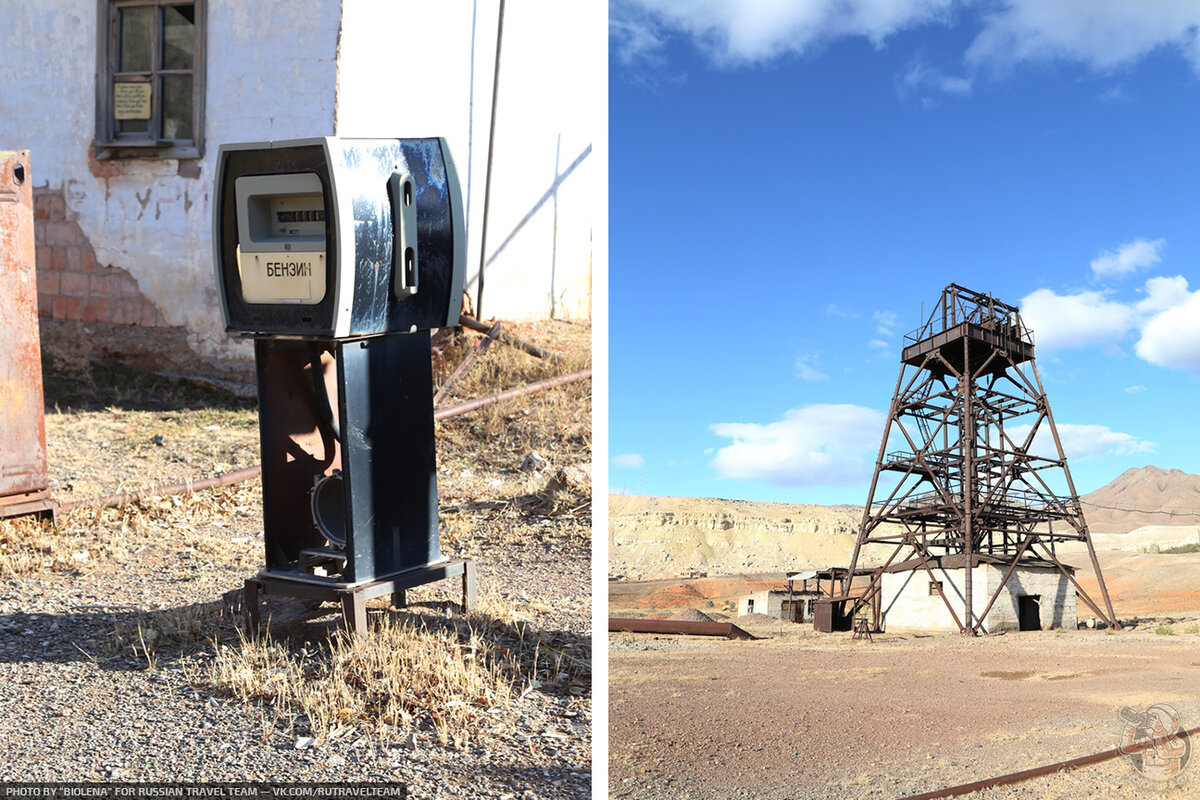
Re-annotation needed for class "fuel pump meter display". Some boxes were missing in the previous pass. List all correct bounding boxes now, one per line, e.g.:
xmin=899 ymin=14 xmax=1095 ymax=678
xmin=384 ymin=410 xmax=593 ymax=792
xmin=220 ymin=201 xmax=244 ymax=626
xmin=234 ymin=172 xmax=327 ymax=304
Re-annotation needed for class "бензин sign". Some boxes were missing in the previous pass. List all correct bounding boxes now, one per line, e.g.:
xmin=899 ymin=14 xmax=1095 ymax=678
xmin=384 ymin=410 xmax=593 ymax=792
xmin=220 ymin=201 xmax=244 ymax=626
xmin=236 ymin=247 xmax=326 ymax=304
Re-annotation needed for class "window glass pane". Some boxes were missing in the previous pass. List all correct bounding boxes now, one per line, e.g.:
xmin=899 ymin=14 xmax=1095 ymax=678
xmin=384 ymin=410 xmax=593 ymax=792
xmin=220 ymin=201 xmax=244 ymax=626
xmin=119 ymin=6 xmax=153 ymax=72
xmin=162 ymin=5 xmax=195 ymax=70
xmin=119 ymin=118 xmax=149 ymax=134
xmin=161 ymin=74 xmax=193 ymax=140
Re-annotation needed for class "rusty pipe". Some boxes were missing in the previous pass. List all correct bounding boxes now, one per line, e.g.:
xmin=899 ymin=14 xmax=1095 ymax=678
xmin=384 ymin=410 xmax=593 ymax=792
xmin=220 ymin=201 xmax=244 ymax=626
xmin=901 ymin=724 xmax=1200 ymax=800
xmin=609 ymin=618 xmax=755 ymax=640
xmin=458 ymin=314 xmax=560 ymax=361
xmin=435 ymin=368 xmax=590 ymax=420
xmin=53 ymin=369 xmax=589 ymax=513
xmin=55 ymin=466 xmax=264 ymax=513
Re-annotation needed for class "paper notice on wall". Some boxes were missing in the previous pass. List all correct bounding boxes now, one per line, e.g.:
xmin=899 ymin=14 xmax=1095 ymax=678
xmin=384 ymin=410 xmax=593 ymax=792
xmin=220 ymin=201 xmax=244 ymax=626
xmin=114 ymin=83 xmax=152 ymax=120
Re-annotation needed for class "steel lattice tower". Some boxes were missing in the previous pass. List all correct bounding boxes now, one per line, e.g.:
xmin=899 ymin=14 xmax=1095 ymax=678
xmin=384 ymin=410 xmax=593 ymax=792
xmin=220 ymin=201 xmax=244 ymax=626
xmin=844 ymin=284 xmax=1120 ymax=634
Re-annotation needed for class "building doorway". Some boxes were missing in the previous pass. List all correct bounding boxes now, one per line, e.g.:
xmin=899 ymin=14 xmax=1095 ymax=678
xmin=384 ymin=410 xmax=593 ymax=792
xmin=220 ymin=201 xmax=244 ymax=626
xmin=1018 ymin=595 xmax=1041 ymax=631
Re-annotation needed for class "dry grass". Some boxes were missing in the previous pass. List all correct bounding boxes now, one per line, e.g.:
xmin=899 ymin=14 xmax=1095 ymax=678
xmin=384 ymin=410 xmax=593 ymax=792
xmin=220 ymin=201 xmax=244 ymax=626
xmin=434 ymin=320 xmax=591 ymax=458
xmin=0 ymin=483 xmax=260 ymax=578
xmin=183 ymin=596 xmax=589 ymax=749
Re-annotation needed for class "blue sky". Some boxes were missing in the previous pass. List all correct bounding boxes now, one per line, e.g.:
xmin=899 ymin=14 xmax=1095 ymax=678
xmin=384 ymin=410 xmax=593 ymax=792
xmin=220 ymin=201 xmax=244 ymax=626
xmin=608 ymin=1 xmax=1200 ymax=505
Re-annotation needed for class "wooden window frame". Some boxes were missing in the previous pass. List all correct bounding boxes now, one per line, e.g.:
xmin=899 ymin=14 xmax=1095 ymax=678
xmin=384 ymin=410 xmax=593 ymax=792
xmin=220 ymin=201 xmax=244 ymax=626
xmin=95 ymin=0 xmax=206 ymax=160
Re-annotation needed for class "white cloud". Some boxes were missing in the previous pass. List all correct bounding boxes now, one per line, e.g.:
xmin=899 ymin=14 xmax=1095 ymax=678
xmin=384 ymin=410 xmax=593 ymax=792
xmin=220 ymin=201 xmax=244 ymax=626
xmin=1023 ymin=276 xmax=1200 ymax=373
xmin=1020 ymin=288 xmax=1136 ymax=351
xmin=1009 ymin=422 xmax=1155 ymax=460
xmin=1098 ymin=85 xmax=1131 ymax=103
xmin=611 ymin=0 xmax=957 ymax=67
xmin=795 ymin=352 xmax=827 ymax=381
xmin=898 ymin=58 xmax=972 ymax=106
xmin=1124 ymin=384 xmax=1147 ymax=394
xmin=610 ymin=9 xmax=669 ymax=67
xmin=1137 ymin=275 xmax=1189 ymax=314
xmin=967 ymin=1 xmax=1200 ymax=75
xmin=612 ymin=453 xmax=646 ymax=469
xmin=614 ymin=1 xmax=1200 ymax=81
xmin=873 ymin=310 xmax=899 ymax=336
xmin=1090 ymin=238 xmax=1165 ymax=279
xmin=1135 ymin=285 xmax=1200 ymax=371
xmin=709 ymin=404 xmax=884 ymax=486
xmin=827 ymin=303 xmax=860 ymax=319
xmin=868 ymin=338 xmax=890 ymax=350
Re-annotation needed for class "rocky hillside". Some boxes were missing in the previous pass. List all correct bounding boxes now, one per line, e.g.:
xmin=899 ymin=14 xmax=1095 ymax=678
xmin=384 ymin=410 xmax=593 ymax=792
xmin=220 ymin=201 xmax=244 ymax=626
xmin=1080 ymin=466 xmax=1200 ymax=533
xmin=608 ymin=494 xmax=888 ymax=580
xmin=610 ymin=466 xmax=1200 ymax=580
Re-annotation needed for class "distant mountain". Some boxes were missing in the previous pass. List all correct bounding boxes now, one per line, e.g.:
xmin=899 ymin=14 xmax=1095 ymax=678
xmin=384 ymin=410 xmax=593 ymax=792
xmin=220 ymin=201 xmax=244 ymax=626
xmin=1080 ymin=466 xmax=1200 ymax=533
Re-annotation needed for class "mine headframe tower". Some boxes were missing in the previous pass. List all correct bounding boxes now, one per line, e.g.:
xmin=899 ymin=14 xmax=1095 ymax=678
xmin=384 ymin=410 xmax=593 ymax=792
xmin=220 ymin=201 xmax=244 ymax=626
xmin=843 ymin=284 xmax=1119 ymax=634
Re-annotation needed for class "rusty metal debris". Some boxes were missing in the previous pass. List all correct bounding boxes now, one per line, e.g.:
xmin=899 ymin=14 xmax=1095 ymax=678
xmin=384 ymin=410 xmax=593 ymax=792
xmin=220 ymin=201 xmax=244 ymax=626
xmin=54 ymin=466 xmax=265 ymax=514
xmin=0 ymin=149 xmax=54 ymax=522
xmin=434 ymin=369 xmax=591 ymax=420
xmin=434 ymin=320 xmax=502 ymax=406
xmin=842 ymin=284 xmax=1119 ymax=634
xmin=901 ymin=723 xmax=1200 ymax=799
xmin=459 ymin=314 xmax=561 ymax=361
xmin=608 ymin=618 xmax=755 ymax=640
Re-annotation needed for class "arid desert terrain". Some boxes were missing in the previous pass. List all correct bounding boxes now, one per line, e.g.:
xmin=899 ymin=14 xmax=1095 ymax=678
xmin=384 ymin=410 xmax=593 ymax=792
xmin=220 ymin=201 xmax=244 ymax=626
xmin=609 ymin=466 xmax=1200 ymax=799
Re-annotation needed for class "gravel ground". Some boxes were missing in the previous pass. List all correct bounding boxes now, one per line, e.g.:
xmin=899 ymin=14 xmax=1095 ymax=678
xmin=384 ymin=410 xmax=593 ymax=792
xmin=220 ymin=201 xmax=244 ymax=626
xmin=609 ymin=624 xmax=1200 ymax=799
xmin=0 ymin=540 xmax=590 ymax=797
xmin=2 ymin=323 xmax=591 ymax=798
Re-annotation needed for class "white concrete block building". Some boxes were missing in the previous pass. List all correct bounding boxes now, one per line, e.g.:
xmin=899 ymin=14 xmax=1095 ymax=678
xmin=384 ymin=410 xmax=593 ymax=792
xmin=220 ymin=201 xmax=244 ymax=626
xmin=879 ymin=554 xmax=1077 ymax=634
xmin=0 ymin=1 xmax=602 ymax=379
xmin=738 ymin=588 xmax=818 ymax=622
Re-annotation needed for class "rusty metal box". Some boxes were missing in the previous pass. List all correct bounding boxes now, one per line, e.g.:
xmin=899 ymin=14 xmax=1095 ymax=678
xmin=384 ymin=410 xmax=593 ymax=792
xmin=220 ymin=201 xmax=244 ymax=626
xmin=0 ymin=150 xmax=51 ymax=517
xmin=814 ymin=598 xmax=851 ymax=632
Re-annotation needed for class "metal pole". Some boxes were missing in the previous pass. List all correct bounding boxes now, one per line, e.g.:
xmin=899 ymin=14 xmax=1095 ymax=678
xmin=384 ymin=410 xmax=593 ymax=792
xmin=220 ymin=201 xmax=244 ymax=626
xmin=434 ymin=368 xmax=590 ymax=420
xmin=961 ymin=333 xmax=975 ymax=634
xmin=474 ymin=0 xmax=505 ymax=319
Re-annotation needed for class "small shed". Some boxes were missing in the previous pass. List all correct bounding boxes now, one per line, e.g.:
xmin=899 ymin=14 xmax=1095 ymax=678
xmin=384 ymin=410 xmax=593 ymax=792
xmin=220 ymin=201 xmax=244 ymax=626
xmin=879 ymin=554 xmax=1076 ymax=634
xmin=739 ymin=586 xmax=821 ymax=622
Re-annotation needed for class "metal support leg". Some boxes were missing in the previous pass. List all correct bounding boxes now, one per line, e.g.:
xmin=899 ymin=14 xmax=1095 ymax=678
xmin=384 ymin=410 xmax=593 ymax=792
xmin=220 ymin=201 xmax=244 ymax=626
xmin=463 ymin=559 xmax=476 ymax=612
xmin=244 ymin=578 xmax=261 ymax=636
xmin=341 ymin=590 xmax=367 ymax=641
xmin=391 ymin=589 xmax=407 ymax=609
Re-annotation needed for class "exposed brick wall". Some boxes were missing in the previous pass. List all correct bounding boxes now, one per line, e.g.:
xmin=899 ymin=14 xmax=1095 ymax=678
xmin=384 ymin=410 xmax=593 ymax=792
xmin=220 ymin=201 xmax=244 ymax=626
xmin=33 ymin=187 xmax=168 ymax=328
xmin=28 ymin=187 xmax=253 ymax=385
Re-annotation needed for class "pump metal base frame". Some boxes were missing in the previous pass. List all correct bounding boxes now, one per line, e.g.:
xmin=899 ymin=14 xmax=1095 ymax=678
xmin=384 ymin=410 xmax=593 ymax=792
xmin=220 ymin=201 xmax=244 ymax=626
xmin=244 ymin=558 xmax=476 ymax=640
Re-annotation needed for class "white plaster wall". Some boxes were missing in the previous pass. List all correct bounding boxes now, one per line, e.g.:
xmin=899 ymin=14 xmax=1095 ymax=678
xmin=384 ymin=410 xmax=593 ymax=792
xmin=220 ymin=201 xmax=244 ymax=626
xmin=738 ymin=591 xmax=785 ymax=617
xmin=0 ymin=0 xmax=341 ymax=363
xmin=985 ymin=566 xmax=1076 ymax=632
xmin=738 ymin=591 xmax=767 ymax=617
xmin=882 ymin=565 xmax=1077 ymax=632
xmin=881 ymin=566 xmax=990 ymax=633
xmin=336 ymin=0 xmax=602 ymax=321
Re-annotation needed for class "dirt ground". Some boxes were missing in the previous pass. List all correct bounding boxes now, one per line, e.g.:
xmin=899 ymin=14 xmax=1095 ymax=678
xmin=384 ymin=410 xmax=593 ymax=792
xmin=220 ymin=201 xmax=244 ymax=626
xmin=1 ymin=320 xmax=592 ymax=798
xmin=609 ymin=624 xmax=1200 ymax=799
xmin=609 ymin=545 xmax=1200 ymax=800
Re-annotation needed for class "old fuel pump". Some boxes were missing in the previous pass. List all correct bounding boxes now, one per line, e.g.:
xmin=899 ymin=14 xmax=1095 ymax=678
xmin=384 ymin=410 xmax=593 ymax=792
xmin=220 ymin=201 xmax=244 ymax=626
xmin=213 ymin=137 xmax=474 ymax=637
